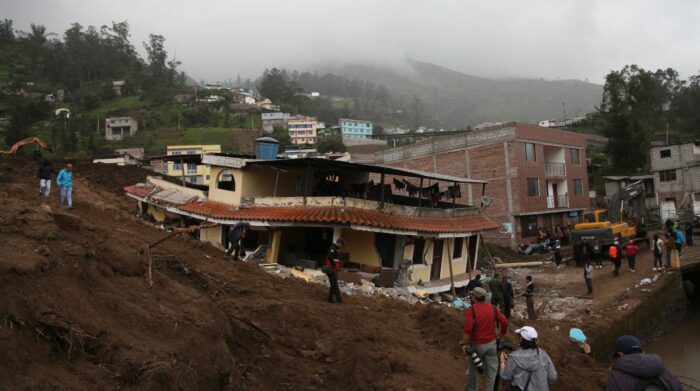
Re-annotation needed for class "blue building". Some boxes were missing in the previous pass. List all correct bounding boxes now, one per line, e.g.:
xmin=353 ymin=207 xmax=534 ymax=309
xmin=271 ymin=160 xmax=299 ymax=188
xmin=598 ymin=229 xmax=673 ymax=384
xmin=339 ymin=118 xmax=373 ymax=139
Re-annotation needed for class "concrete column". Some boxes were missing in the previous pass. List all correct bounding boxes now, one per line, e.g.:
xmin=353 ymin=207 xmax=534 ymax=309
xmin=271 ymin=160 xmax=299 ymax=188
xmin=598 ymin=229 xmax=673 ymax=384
xmin=266 ymin=229 xmax=282 ymax=264
xmin=503 ymin=142 xmax=517 ymax=249
xmin=332 ymin=226 xmax=342 ymax=243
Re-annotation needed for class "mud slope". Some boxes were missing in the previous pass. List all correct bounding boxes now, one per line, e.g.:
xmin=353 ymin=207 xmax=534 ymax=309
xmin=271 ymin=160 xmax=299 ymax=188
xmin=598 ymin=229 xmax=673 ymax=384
xmin=0 ymin=157 xmax=607 ymax=390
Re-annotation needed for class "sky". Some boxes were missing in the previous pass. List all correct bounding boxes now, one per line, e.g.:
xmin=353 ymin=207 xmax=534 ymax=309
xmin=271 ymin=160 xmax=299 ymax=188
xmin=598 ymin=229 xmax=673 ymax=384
xmin=3 ymin=0 xmax=700 ymax=84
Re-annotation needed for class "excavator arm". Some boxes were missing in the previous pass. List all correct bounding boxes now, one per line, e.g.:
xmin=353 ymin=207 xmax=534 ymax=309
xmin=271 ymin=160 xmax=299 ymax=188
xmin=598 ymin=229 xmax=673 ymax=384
xmin=1 ymin=137 xmax=53 ymax=154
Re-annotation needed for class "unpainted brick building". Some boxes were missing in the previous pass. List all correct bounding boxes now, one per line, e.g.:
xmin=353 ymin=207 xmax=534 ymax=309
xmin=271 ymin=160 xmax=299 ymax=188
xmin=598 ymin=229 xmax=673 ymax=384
xmin=368 ymin=122 xmax=590 ymax=248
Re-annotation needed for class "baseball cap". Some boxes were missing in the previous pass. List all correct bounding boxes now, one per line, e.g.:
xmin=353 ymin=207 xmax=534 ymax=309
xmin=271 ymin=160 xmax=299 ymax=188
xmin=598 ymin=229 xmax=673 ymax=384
xmin=515 ymin=326 xmax=538 ymax=341
xmin=613 ymin=335 xmax=642 ymax=355
xmin=470 ymin=287 xmax=487 ymax=300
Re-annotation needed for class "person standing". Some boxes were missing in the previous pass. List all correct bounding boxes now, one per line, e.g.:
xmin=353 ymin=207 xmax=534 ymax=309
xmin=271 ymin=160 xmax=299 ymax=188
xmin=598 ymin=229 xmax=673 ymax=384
xmin=324 ymin=238 xmax=345 ymax=304
xmin=489 ymin=272 xmax=505 ymax=312
xmin=56 ymin=163 xmax=73 ymax=209
xmin=502 ymin=274 xmax=514 ymax=320
xmin=593 ymin=242 xmax=603 ymax=269
xmin=664 ymin=233 xmax=675 ymax=272
xmin=466 ymin=274 xmax=483 ymax=296
xmin=225 ymin=222 xmax=250 ymax=260
xmin=37 ymin=159 xmax=53 ymax=197
xmin=553 ymin=240 xmax=563 ymax=267
xmin=609 ymin=241 xmax=621 ymax=277
xmin=626 ymin=240 xmax=638 ymax=273
xmin=461 ymin=287 xmax=509 ymax=391
xmin=523 ymin=276 xmax=537 ymax=320
xmin=500 ymin=326 xmax=558 ymax=391
xmin=653 ymin=234 xmax=664 ymax=272
xmin=584 ymin=260 xmax=593 ymax=295
xmin=606 ymin=335 xmax=682 ymax=391
xmin=674 ymin=228 xmax=685 ymax=259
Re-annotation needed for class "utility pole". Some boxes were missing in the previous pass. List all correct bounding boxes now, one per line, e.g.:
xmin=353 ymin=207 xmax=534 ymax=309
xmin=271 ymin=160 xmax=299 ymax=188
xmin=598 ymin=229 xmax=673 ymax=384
xmin=562 ymin=102 xmax=567 ymax=123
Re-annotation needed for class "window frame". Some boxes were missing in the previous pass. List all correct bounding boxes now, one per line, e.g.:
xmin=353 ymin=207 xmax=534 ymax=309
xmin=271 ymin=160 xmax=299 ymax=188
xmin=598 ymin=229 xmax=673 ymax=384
xmin=452 ymin=237 xmax=464 ymax=259
xmin=525 ymin=143 xmax=536 ymax=161
xmin=573 ymin=179 xmax=583 ymax=195
xmin=660 ymin=149 xmax=671 ymax=158
xmin=216 ymin=169 xmax=236 ymax=192
xmin=570 ymin=148 xmax=581 ymax=165
xmin=412 ymin=239 xmax=426 ymax=265
xmin=521 ymin=215 xmax=538 ymax=238
xmin=659 ymin=169 xmax=677 ymax=182
xmin=527 ymin=178 xmax=540 ymax=197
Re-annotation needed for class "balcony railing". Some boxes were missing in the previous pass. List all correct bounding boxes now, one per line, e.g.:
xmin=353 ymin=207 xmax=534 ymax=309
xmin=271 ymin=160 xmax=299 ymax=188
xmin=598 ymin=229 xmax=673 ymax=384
xmin=546 ymin=195 xmax=569 ymax=209
xmin=545 ymin=162 xmax=566 ymax=177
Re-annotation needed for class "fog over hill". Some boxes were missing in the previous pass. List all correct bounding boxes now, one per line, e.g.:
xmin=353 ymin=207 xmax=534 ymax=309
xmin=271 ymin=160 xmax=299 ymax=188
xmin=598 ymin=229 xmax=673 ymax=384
xmin=309 ymin=59 xmax=603 ymax=128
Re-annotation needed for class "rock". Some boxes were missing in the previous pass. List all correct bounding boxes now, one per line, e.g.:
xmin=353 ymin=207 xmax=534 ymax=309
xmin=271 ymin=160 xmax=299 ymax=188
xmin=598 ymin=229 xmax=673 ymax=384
xmin=311 ymin=374 xmax=324 ymax=385
xmin=35 ymin=245 xmax=50 ymax=256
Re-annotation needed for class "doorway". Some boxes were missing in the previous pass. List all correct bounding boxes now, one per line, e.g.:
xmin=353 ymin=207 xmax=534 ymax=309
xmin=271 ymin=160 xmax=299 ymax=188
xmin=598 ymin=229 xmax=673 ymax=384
xmin=552 ymin=183 xmax=559 ymax=207
xmin=430 ymin=239 xmax=444 ymax=280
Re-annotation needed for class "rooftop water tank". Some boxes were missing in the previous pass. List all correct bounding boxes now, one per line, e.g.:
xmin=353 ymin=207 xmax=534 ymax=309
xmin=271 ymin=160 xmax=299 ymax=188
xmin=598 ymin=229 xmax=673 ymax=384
xmin=255 ymin=137 xmax=280 ymax=160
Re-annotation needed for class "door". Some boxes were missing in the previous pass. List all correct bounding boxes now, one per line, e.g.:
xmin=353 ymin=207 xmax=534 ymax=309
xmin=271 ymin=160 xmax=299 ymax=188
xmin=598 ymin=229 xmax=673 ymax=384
xmin=552 ymin=183 xmax=559 ymax=207
xmin=430 ymin=239 xmax=444 ymax=280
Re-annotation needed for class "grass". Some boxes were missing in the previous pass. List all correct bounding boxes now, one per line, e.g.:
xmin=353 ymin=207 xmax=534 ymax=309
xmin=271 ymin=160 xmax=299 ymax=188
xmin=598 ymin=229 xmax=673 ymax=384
xmin=88 ymin=96 xmax=152 ymax=117
xmin=182 ymin=128 xmax=233 ymax=147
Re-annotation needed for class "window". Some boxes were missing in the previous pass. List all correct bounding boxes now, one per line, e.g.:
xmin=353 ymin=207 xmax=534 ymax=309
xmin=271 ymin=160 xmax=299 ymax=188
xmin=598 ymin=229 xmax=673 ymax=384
xmin=574 ymin=179 xmax=583 ymax=195
xmin=521 ymin=216 xmax=538 ymax=238
xmin=660 ymin=149 xmax=671 ymax=158
xmin=171 ymin=151 xmax=181 ymax=156
xmin=659 ymin=169 xmax=677 ymax=182
xmin=570 ymin=148 xmax=580 ymax=165
xmin=187 ymin=163 xmax=197 ymax=172
xmin=412 ymin=239 xmax=426 ymax=264
xmin=525 ymin=143 xmax=536 ymax=161
xmin=452 ymin=237 xmax=464 ymax=259
xmin=187 ymin=150 xmax=197 ymax=155
xmin=173 ymin=163 xmax=182 ymax=170
xmin=217 ymin=170 xmax=236 ymax=191
xmin=527 ymin=178 xmax=539 ymax=196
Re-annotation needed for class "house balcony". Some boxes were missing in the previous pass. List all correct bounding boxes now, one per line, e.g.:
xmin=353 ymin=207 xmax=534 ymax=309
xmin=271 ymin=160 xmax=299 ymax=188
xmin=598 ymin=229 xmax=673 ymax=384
xmin=545 ymin=162 xmax=566 ymax=177
xmin=546 ymin=195 xmax=569 ymax=209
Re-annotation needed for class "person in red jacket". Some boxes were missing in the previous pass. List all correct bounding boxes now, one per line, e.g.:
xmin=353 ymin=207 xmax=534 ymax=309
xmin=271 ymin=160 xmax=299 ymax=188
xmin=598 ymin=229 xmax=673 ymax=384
xmin=324 ymin=238 xmax=345 ymax=303
xmin=461 ymin=287 xmax=509 ymax=391
xmin=626 ymin=240 xmax=638 ymax=273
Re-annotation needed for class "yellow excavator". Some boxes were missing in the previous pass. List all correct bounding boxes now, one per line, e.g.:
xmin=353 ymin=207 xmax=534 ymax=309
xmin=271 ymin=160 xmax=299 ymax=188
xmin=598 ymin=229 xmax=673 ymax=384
xmin=572 ymin=180 xmax=657 ymax=261
xmin=0 ymin=136 xmax=53 ymax=155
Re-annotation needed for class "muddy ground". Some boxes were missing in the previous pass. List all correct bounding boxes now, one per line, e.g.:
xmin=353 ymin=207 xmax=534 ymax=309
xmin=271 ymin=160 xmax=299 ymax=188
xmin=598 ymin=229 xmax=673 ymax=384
xmin=0 ymin=156 xmax=675 ymax=390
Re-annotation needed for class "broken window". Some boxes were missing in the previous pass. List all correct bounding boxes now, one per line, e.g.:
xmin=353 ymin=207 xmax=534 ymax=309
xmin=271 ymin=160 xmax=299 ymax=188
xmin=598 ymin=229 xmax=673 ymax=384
xmin=412 ymin=238 xmax=426 ymax=264
xmin=659 ymin=169 xmax=677 ymax=182
xmin=217 ymin=170 xmax=236 ymax=191
xmin=660 ymin=149 xmax=671 ymax=158
xmin=452 ymin=237 xmax=464 ymax=259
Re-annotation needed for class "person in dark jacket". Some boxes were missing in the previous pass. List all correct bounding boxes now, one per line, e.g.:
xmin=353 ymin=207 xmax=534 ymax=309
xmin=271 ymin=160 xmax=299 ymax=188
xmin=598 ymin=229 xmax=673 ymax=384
xmin=489 ymin=272 xmax=505 ymax=311
xmin=523 ymin=275 xmax=537 ymax=320
xmin=606 ymin=335 xmax=681 ymax=391
xmin=466 ymin=274 xmax=483 ymax=297
xmin=501 ymin=274 xmax=514 ymax=319
xmin=325 ymin=238 xmax=345 ymax=303
xmin=225 ymin=222 xmax=250 ymax=260
xmin=37 ymin=159 xmax=53 ymax=197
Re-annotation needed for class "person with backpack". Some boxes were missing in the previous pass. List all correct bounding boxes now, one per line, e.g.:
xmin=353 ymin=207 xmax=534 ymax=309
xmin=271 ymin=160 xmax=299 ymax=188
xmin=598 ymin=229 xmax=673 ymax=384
xmin=501 ymin=326 xmax=558 ymax=391
xmin=626 ymin=240 xmax=638 ymax=273
xmin=461 ymin=287 xmax=509 ymax=391
xmin=609 ymin=241 xmax=621 ymax=277
xmin=674 ymin=228 xmax=685 ymax=259
xmin=56 ymin=163 xmax=74 ymax=209
xmin=324 ymin=238 xmax=345 ymax=304
xmin=653 ymin=234 xmax=664 ymax=272
xmin=606 ymin=335 xmax=681 ymax=391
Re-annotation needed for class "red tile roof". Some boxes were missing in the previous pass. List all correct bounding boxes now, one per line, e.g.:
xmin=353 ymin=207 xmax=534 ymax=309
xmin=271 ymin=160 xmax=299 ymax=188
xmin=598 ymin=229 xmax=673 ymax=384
xmin=178 ymin=200 xmax=499 ymax=234
xmin=124 ymin=185 xmax=158 ymax=198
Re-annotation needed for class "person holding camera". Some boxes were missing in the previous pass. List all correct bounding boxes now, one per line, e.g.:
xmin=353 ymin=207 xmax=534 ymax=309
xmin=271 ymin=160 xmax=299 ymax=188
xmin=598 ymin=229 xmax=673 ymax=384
xmin=461 ymin=287 xmax=509 ymax=391
xmin=500 ymin=326 xmax=558 ymax=391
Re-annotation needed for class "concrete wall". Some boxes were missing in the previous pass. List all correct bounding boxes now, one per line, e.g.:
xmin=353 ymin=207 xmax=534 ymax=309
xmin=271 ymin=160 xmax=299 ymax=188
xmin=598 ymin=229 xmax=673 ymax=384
xmin=200 ymin=225 xmax=223 ymax=248
xmin=208 ymin=166 xmax=244 ymax=205
xmin=650 ymin=143 xmax=700 ymax=205
xmin=340 ymin=228 xmax=381 ymax=267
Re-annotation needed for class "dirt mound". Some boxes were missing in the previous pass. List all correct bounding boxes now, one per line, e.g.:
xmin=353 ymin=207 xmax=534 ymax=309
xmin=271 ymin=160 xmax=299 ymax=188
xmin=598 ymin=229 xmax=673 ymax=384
xmin=0 ymin=155 xmax=611 ymax=390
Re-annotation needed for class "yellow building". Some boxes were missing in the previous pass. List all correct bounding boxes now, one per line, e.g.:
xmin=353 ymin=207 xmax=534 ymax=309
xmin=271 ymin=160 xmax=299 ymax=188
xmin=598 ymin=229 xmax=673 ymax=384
xmin=287 ymin=117 xmax=317 ymax=145
xmin=166 ymin=144 xmax=221 ymax=185
xmin=127 ymin=155 xmax=499 ymax=289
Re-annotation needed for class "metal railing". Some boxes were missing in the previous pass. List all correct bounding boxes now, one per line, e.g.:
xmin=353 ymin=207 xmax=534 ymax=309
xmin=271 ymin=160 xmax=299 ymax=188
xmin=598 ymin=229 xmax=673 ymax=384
xmin=545 ymin=162 xmax=566 ymax=176
xmin=546 ymin=195 xmax=569 ymax=209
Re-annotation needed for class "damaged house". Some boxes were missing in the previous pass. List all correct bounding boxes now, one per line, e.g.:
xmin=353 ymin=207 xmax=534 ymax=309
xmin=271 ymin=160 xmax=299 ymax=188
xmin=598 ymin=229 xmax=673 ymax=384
xmin=125 ymin=153 xmax=498 ymax=287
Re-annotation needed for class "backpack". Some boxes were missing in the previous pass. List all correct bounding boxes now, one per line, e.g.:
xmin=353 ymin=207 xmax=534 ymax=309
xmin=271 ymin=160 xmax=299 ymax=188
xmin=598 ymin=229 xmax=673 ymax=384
xmin=608 ymin=245 xmax=618 ymax=259
xmin=675 ymin=230 xmax=685 ymax=245
xmin=636 ymin=375 xmax=671 ymax=391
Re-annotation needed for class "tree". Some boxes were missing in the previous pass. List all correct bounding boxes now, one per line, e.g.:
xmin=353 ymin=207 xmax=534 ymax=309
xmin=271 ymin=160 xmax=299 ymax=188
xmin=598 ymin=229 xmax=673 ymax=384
xmin=598 ymin=65 xmax=680 ymax=172
xmin=0 ymin=19 xmax=14 ymax=42
xmin=317 ymin=136 xmax=346 ymax=153
xmin=270 ymin=126 xmax=290 ymax=146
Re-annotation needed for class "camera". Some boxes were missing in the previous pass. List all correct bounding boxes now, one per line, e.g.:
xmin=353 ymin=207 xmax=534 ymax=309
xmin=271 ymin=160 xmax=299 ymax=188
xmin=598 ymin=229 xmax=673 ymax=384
xmin=469 ymin=348 xmax=485 ymax=374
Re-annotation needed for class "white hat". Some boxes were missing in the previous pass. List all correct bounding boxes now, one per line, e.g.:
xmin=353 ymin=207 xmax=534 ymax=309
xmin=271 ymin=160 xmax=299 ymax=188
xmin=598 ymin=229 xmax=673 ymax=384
xmin=515 ymin=326 xmax=538 ymax=341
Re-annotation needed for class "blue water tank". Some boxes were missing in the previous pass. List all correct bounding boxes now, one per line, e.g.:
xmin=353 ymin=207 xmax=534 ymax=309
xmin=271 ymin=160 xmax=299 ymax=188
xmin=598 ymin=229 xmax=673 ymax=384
xmin=255 ymin=137 xmax=280 ymax=160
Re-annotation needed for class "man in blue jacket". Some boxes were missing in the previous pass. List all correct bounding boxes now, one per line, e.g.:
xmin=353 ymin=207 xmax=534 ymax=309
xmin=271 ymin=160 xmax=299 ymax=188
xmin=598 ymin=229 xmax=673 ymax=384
xmin=56 ymin=163 xmax=73 ymax=209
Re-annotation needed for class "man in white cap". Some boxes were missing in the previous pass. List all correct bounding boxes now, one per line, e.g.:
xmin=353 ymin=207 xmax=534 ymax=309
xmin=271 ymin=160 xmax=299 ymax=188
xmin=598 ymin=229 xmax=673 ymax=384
xmin=501 ymin=326 xmax=558 ymax=390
